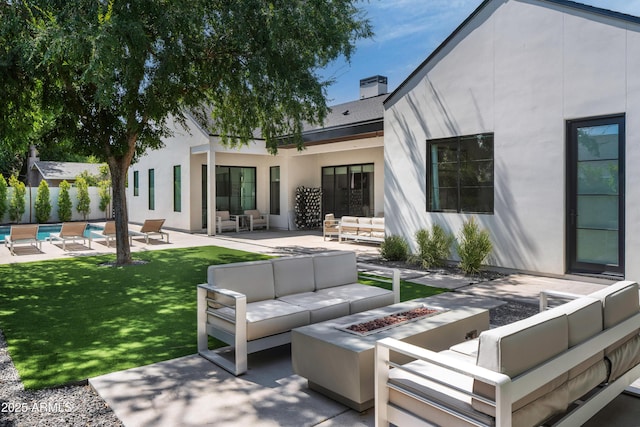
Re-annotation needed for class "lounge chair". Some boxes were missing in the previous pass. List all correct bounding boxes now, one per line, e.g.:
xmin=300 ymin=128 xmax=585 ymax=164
xmin=131 ymin=219 xmax=170 ymax=243
xmin=48 ymin=222 xmax=91 ymax=250
xmin=216 ymin=211 xmax=239 ymax=233
xmin=92 ymin=221 xmax=133 ymax=247
xmin=4 ymin=224 xmax=42 ymax=255
xmin=244 ymin=209 xmax=269 ymax=231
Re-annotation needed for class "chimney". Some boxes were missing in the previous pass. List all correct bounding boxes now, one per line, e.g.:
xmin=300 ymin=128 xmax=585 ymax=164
xmin=360 ymin=75 xmax=388 ymax=99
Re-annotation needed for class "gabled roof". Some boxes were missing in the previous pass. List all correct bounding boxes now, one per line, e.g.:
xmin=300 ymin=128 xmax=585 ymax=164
xmin=384 ymin=0 xmax=640 ymax=106
xmin=32 ymin=161 xmax=104 ymax=181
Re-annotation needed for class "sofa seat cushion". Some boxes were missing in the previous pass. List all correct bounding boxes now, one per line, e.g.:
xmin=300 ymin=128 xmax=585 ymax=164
xmin=212 ymin=300 xmax=309 ymax=341
xmin=607 ymin=333 xmax=640 ymax=381
xmin=278 ymin=292 xmax=350 ymax=323
xmin=208 ymin=260 xmax=275 ymax=303
xmin=449 ymin=338 xmax=479 ymax=358
xmin=317 ymin=283 xmax=394 ymax=314
xmin=272 ymin=256 xmax=316 ymax=297
xmin=388 ymin=359 xmax=494 ymax=427
xmin=312 ymin=251 xmax=358 ymax=290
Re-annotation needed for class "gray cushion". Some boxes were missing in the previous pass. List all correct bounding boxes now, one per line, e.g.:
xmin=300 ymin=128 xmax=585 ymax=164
xmin=588 ymin=281 xmax=639 ymax=329
xmin=277 ymin=292 xmax=350 ymax=323
xmin=312 ymin=251 xmax=358 ymax=290
xmin=212 ymin=299 xmax=309 ymax=341
xmin=207 ymin=260 xmax=275 ymax=303
xmin=316 ymin=283 xmax=394 ymax=313
xmin=271 ymin=256 xmax=315 ymax=297
xmin=607 ymin=333 xmax=640 ymax=381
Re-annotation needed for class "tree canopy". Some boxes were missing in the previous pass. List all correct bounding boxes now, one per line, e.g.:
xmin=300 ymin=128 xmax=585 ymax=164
xmin=0 ymin=0 xmax=372 ymax=264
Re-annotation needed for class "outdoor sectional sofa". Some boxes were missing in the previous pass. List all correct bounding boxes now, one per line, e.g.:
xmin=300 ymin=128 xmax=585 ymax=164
xmin=339 ymin=216 xmax=385 ymax=243
xmin=197 ymin=250 xmax=400 ymax=375
xmin=375 ymin=280 xmax=640 ymax=427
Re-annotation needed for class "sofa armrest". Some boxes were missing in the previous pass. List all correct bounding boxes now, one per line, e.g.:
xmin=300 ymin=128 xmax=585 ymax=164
xmin=375 ymin=337 xmax=512 ymax=427
xmin=197 ymin=283 xmax=248 ymax=374
xmin=539 ymin=289 xmax=585 ymax=311
xmin=359 ymin=264 xmax=401 ymax=304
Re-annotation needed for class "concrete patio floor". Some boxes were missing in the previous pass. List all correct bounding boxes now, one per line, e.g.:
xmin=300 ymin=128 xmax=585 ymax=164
xmin=2 ymin=225 xmax=639 ymax=426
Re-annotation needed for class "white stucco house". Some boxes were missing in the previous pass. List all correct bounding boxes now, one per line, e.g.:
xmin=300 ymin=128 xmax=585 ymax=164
xmin=126 ymin=76 xmax=387 ymax=234
xmin=384 ymin=0 xmax=640 ymax=279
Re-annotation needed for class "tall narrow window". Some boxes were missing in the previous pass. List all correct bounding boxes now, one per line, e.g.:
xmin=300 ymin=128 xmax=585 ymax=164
xmin=133 ymin=171 xmax=139 ymax=196
xmin=270 ymin=166 xmax=280 ymax=215
xmin=173 ymin=165 xmax=182 ymax=212
xmin=427 ymin=133 xmax=494 ymax=213
xmin=148 ymin=169 xmax=155 ymax=210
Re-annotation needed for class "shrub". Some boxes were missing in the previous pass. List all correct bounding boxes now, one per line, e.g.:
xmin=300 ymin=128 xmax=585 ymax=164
xmin=8 ymin=175 xmax=26 ymax=223
xmin=456 ymin=217 xmax=492 ymax=275
xmin=412 ymin=224 xmax=454 ymax=268
xmin=58 ymin=180 xmax=72 ymax=222
xmin=98 ymin=180 xmax=112 ymax=218
xmin=380 ymin=235 xmax=409 ymax=262
xmin=75 ymin=176 xmax=91 ymax=220
xmin=35 ymin=180 xmax=51 ymax=223
xmin=0 ymin=175 xmax=7 ymax=222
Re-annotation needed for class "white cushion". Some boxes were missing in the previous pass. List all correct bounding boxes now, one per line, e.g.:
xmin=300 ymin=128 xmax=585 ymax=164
xmin=316 ymin=283 xmax=394 ymax=314
xmin=312 ymin=251 xmax=358 ymax=290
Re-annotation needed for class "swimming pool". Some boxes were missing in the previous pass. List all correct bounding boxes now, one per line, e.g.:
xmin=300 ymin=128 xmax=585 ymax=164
xmin=0 ymin=224 xmax=104 ymax=243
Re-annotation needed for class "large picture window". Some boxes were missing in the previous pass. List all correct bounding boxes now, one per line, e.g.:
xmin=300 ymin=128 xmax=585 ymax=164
xmin=322 ymin=163 xmax=374 ymax=218
xmin=215 ymin=166 xmax=256 ymax=215
xmin=427 ymin=133 xmax=494 ymax=213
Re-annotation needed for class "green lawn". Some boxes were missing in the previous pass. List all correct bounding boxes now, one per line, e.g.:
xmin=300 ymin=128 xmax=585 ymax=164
xmin=0 ymin=247 xmax=448 ymax=389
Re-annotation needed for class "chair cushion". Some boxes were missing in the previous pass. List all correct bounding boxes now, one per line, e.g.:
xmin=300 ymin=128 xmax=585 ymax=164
xmin=271 ymin=256 xmax=316 ymax=297
xmin=316 ymin=283 xmax=394 ymax=313
xmin=312 ymin=251 xmax=358 ymax=290
xmin=212 ymin=299 xmax=309 ymax=341
xmin=217 ymin=211 xmax=230 ymax=220
xmin=208 ymin=260 xmax=275 ymax=303
xmin=277 ymin=292 xmax=350 ymax=323
xmin=244 ymin=209 xmax=260 ymax=218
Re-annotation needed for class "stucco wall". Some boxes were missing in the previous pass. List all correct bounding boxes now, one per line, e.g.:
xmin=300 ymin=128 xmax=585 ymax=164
xmin=384 ymin=0 xmax=640 ymax=278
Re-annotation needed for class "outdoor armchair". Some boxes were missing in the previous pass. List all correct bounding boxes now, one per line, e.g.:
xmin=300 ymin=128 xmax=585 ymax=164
xmin=244 ymin=209 xmax=269 ymax=231
xmin=216 ymin=211 xmax=239 ymax=233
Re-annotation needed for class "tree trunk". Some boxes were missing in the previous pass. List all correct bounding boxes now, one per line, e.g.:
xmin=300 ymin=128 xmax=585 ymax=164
xmin=109 ymin=159 xmax=131 ymax=265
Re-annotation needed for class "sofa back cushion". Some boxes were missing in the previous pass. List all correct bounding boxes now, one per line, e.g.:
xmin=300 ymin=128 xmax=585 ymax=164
xmin=587 ymin=281 xmax=639 ymax=329
xmin=208 ymin=260 xmax=275 ymax=303
xmin=340 ymin=216 xmax=359 ymax=233
xmin=313 ymin=251 xmax=358 ymax=290
xmin=551 ymin=297 xmax=603 ymax=347
xmin=472 ymin=309 xmax=569 ymax=418
xmin=272 ymin=256 xmax=316 ymax=297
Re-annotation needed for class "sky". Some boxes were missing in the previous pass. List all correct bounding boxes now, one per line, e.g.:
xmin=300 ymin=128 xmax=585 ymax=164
xmin=321 ymin=0 xmax=640 ymax=106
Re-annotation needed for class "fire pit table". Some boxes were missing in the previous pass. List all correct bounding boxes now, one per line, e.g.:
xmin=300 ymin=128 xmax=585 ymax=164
xmin=291 ymin=298 xmax=489 ymax=411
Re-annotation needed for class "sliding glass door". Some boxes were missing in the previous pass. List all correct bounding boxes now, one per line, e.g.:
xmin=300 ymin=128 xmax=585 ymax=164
xmin=215 ymin=166 xmax=256 ymax=215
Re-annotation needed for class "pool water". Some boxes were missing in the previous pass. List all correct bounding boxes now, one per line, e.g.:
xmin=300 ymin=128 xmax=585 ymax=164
xmin=0 ymin=224 xmax=104 ymax=243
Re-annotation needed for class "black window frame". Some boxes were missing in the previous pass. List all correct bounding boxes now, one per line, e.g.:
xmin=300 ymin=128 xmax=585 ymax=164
xmin=133 ymin=171 xmax=139 ymax=196
xmin=173 ymin=165 xmax=181 ymax=212
xmin=270 ymin=166 xmax=280 ymax=215
xmin=426 ymin=133 xmax=494 ymax=214
xmin=148 ymin=169 xmax=155 ymax=210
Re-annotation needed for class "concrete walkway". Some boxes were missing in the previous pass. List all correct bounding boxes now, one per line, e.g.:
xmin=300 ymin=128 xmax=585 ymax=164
xmin=3 ymin=225 xmax=638 ymax=426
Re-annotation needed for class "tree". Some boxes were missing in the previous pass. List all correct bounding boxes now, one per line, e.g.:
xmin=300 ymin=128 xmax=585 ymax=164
xmin=2 ymin=1 xmax=371 ymax=265
xmin=98 ymin=180 xmax=112 ymax=219
xmin=75 ymin=176 xmax=91 ymax=220
xmin=34 ymin=179 xmax=51 ymax=223
xmin=8 ymin=174 xmax=26 ymax=223
xmin=57 ymin=180 xmax=72 ymax=222
xmin=0 ymin=175 xmax=7 ymax=223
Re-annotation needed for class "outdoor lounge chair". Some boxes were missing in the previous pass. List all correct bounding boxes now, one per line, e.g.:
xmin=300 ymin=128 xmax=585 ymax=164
xmin=93 ymin=221 xmax=133 ymax=247
xmin=48 ymin=222 xmax=91 ymax=250
xmin=244 ymin=209 xmax=269 ymax=231
xmin=130 ymin=219 xmax=170 ymax=243
xmin=4 ymin=224 xmax=42 ymax=255
xmin=216 ymin=211 xmax=239 ymax=233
